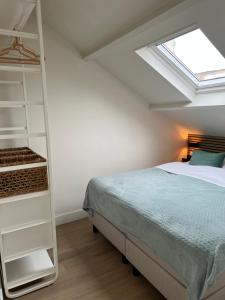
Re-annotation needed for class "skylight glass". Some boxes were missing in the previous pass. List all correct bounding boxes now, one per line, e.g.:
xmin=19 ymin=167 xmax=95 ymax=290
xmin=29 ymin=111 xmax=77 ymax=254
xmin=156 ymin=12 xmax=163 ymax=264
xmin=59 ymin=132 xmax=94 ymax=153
xmin=158 ymin=29 xmax=225 ymax=82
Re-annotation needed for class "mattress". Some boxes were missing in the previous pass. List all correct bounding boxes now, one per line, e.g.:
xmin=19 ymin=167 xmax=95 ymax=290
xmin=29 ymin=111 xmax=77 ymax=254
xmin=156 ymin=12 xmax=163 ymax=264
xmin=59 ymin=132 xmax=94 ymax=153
xmin=83 ymin=163 xmax=225 ymax=300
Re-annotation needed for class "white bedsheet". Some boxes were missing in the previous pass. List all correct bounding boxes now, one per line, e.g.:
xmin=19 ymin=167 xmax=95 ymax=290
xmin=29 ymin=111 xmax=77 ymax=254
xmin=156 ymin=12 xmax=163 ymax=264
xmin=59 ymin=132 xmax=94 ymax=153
xmin=157 ymin=162 xmax=225 ymax=188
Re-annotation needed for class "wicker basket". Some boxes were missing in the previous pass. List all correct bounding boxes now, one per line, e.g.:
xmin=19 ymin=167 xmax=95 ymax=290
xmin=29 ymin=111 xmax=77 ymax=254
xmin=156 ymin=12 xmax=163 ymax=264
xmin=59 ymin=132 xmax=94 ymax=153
xmin=0 ymin=147 xmax=48 ymax=198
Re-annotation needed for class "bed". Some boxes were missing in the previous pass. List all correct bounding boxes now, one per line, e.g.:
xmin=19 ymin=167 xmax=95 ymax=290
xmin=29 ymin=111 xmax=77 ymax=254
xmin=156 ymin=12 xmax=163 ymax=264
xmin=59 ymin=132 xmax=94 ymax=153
xmin=83 ymin=134 xmax=225 ymax=300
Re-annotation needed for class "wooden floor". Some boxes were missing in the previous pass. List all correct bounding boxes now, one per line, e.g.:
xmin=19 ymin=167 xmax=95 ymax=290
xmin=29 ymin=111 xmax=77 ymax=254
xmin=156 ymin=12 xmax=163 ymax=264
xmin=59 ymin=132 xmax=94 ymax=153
xmin=16 ymin=218 xmax=165 ymax=300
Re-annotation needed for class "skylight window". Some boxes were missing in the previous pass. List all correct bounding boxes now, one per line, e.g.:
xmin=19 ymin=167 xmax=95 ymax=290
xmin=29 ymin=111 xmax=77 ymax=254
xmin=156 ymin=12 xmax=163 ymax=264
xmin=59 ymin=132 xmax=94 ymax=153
xmin=135 ymin=27 xmax=225 ymax=94
xmin=159 ymin=29 xmax=225 ymax=82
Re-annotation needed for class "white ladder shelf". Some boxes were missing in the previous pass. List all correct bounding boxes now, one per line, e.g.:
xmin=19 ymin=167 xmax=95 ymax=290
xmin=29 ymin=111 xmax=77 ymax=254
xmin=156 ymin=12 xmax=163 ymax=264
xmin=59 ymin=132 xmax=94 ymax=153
xmin=0 ymin=1 xmax=58 ymax=298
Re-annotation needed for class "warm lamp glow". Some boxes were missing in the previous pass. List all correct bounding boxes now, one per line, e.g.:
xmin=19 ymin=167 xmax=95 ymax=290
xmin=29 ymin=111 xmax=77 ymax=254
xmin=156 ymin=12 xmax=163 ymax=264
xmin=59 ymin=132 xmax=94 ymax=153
xmin=176 ymin=126 xmax=189 ymax=140
xmin=178 ymin=147 xmax=188 ymax=161
xmin=175 ymin=126 xmax=202 ymax=141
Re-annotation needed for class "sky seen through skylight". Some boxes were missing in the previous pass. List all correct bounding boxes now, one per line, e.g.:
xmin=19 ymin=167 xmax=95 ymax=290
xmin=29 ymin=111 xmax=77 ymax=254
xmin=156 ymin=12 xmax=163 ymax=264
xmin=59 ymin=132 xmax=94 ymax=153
xmin=162 ymin=29 xmax=225 ymax=81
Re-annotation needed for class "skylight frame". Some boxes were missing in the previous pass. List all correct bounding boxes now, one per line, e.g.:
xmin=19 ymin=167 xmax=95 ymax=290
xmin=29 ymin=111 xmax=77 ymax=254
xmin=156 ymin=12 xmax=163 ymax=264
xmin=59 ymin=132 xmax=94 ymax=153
xmin=151 ymin=26 xmax=225 ymax=92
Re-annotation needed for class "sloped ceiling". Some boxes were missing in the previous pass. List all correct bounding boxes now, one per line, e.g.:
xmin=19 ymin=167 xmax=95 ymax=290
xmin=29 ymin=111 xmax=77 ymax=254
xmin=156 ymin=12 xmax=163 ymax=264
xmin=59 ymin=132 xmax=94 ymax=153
xmin=42 ymin=0 xmax=186 ymax=105
xmin=85 ymin=0 xmax=225 ymax=107
xmin=42 ymin=0 xmax=225 ymax=108
xmin=163 ymin=106 xmax=225 ymax=136
xmin=42 ymin=0 xmax=225 ymax=135
xmin=0 ymin=0 xmax=35 ymax=30
xmin=42 ymin=0 xmax=184 ymax=56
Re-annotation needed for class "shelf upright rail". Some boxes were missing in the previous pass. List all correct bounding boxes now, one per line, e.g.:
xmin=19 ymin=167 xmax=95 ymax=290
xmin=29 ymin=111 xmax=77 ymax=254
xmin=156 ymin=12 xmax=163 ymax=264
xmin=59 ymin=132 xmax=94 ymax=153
xmin=36 ymin=0 xmax=59 ymax=284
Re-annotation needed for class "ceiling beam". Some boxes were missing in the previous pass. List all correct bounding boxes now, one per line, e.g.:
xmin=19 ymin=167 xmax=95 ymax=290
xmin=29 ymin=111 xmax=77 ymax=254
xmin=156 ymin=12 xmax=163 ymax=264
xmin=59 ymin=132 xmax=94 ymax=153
xmin=84 ymin=0 xmax=201 ymax=61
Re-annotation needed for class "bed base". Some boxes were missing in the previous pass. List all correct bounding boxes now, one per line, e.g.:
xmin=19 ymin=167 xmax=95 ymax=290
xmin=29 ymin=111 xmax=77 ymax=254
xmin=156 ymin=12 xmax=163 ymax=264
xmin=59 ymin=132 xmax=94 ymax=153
xmin=90 ymin=212 xmax=225 ymax=300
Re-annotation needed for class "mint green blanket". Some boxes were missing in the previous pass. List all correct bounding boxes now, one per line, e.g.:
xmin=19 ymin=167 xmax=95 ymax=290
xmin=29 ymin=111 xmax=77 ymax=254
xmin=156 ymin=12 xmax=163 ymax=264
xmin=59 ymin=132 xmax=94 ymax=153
xmin=83 ymin=168 xmax=225 ymax=300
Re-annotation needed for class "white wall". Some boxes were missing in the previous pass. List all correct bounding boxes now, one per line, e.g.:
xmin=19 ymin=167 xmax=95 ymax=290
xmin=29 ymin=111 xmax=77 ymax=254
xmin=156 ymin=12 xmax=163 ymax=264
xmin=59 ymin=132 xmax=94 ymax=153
xmin=42 ymin=25 xmax=185 ymax=221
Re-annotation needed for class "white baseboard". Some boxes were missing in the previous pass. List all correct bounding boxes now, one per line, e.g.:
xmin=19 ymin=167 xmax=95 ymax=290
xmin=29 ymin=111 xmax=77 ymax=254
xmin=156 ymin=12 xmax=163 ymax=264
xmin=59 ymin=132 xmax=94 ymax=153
xmin=55 ymin=209 xmax=87 ymax=226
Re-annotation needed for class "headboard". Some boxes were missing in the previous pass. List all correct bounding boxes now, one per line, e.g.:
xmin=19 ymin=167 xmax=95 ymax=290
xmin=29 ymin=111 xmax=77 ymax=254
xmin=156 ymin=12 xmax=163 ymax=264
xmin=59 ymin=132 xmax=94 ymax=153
xmin=187 ymin=134 xmax=225 ymax=157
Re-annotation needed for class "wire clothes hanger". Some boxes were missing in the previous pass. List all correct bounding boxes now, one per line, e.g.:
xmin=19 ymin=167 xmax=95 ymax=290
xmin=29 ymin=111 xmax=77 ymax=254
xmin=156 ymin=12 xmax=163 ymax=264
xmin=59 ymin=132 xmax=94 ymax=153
xmin=0 ymin=36 xmax=40 ymax=65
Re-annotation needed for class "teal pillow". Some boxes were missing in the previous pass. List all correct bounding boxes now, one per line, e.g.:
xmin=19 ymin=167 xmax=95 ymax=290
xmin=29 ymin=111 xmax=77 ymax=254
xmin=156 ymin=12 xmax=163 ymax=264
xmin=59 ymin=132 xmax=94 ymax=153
xmin=190 ymin=150 xmax=225 ymax=168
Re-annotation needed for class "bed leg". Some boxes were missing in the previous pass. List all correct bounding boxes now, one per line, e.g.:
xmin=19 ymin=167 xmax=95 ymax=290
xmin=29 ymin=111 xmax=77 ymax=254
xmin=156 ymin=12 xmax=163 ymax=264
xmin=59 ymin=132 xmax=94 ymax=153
xmin=132 ymin=266 xmax=141 ymax=277
xmin=92 ymin=225 xmax=99 ymax=233
xmin=122 ymin=255 xmax=129 ymax=264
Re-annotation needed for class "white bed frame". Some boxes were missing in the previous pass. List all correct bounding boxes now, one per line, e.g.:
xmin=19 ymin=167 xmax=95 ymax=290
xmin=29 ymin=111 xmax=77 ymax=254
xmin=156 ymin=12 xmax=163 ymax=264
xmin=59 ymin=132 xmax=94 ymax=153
xmin=90 ymin=212 xmax=225 ymax=300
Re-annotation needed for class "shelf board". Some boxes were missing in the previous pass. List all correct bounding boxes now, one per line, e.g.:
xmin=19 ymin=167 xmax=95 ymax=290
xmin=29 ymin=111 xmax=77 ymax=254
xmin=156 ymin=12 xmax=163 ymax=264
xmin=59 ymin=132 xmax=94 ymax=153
xmin=1 ymin=219 xmax=51 ymax=235
xmin=0 ymin=190 xmax=50 ymax=205
xmin=0 ymin=127 xmax=26 ymax=132
xmin=6 ymin=249 xmax=54 ymax=289
xmin=0 ymin=161 xmax=47 ymax=173
xmin=0 ymin=81 xmax=22 ymax=85
xmin=0 ymin=101 xmax=25 ymax=108
xmin=0 ymin=29 xmax=38 ymax=40
xmin=0 ymin=101 xmax=44 ymax=108
xmin=0 ymin=132 xmax=46 ymax=140
xmin=0 ymin=65 xmax=40 ymax=73
xmin=4 ymin=244 xmax=54 ymax=264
